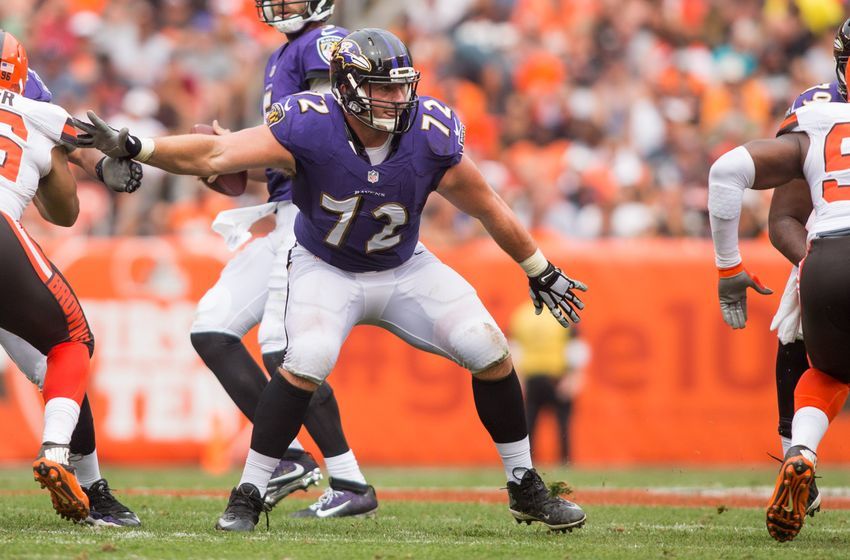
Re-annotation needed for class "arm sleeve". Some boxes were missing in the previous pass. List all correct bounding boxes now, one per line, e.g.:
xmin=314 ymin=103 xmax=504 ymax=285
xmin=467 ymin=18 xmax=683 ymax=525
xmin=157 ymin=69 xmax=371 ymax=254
xmin=708 ymin=146 xmax=755 ymax=268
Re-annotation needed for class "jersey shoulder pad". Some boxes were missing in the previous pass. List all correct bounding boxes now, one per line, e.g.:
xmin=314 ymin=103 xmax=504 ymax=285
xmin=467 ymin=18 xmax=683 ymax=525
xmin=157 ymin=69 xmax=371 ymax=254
xmin=20 ymin=96 xmax=75 ymax=145
xmin=299 ymin=25 xmax=348 ymax=71
xmin=786 ymin=82 xmax=843 ymax=117
xmin=415 ymin=96 xmax=465 ymax=163
xmin=23 ymin=69 xmax=53 ymax=103
xmin=266 ymin=92 xmax=335 ymax=162
xmin=789 ymin=102 xmax=850 ymax=135
xmin=776 ymin=111 xmax=802 ymax=136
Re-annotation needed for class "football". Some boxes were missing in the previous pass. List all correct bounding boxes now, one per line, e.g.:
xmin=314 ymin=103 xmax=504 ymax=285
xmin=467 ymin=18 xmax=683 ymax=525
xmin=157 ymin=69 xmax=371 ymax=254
xmin=191 ymin=123 xmax=247 ymax=197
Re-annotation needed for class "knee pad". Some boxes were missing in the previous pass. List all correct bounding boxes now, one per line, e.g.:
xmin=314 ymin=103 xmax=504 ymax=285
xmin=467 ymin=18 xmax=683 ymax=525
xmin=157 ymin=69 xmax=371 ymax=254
xmin=191 ymin=286 xmax=236 ymax=333
xmin=283 ymin=334 xmax=340 ymax=384
xmin=448 ymin=321 xmax=509 ymax=373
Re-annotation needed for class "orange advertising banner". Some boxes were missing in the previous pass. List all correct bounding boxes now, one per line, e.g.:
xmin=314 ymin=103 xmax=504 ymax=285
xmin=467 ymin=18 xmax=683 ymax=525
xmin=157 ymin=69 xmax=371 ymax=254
xmin=0 ymin=235 xmax=846 ymax=467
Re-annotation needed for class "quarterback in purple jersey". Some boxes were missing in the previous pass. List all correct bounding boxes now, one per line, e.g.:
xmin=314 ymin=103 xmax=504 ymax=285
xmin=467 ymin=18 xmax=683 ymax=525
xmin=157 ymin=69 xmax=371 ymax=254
xmin=75 ymin=28 xmax=589 ymax=534
xmin=186 ymin=0 xmax=378 ymax=517
xmin=6 ymin=66 xmax=141 ymax=527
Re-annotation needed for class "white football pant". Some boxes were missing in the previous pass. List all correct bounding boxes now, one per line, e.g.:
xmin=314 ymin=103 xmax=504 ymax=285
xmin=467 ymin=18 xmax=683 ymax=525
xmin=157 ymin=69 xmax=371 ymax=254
xmin=282 ymin=243 xmax=510 ymax=384
xmin=191 ymin=202 xmax=298 ymax=354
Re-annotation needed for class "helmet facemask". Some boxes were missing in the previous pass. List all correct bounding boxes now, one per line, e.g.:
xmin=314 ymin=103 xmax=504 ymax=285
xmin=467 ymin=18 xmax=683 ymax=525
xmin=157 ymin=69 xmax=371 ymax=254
xmin=256 ymin=0 xmax=334 ymax=35
xmin=330 ymin=30 xmax=422 ymax=135
xmin=340 ymin=67 xmax=420 ymax=134
xmin=834 ymin=19 xmax=850 ymax=99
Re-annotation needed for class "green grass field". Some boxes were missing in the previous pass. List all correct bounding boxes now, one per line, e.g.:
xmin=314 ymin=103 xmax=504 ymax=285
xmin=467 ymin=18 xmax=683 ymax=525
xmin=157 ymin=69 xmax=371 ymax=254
xmin=1 ymin=465 xmax=849 ymax=559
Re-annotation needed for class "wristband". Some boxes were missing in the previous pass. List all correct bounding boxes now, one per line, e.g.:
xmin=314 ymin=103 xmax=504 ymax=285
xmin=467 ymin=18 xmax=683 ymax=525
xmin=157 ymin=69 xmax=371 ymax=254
xmin=133 ymin=138 xmax=156 ymax=163
xmin=718 ymin=262 xmax=745 ymax=278
xmin=520 ymin=249 xmax=548 ymax=277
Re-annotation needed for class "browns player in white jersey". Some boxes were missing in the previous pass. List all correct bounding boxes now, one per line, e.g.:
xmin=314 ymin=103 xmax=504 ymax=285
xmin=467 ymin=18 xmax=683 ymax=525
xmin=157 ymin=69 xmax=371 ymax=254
xmin=708 ymin=69 xmax=850 ymax=541
xmin=0 ymin=31 xmax=98 ymax=523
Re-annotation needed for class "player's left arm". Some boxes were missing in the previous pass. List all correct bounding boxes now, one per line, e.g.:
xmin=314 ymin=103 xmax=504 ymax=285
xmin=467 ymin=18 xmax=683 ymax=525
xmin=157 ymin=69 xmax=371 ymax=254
xmin=437 ymin=155 xmax=535 ymax=262
xmin=437 ymin=155 xmax=587 ymax=327
xmin=36 ymin=146 xmax=79 ymax=227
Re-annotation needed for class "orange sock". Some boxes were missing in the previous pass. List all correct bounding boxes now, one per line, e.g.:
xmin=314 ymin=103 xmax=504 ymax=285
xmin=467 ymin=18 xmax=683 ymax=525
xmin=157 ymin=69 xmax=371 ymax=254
xmin=795 ymin=368 xmax=850 ymax=422
xmin=42 ymin=342 xmax=91 ymax=405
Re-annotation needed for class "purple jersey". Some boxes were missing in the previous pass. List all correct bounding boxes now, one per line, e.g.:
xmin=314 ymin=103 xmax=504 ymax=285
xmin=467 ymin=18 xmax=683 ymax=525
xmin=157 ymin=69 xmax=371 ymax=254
xmin=785 ymin=81 xmax=843 ymax=116
xmin=23 ymin=69 xmax=52 ymax=102
xmin=267 ymin=92 xmax=465 ymax=272
xmin=263 ymin=24 xmax=348 ymax=202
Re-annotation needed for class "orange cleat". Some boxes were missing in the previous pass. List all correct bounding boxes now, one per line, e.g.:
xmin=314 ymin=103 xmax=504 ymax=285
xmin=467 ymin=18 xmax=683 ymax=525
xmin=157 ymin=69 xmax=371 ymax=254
xmin=32 ymin=443 xmax=90 ymax=522
xmin=766 ymin=445 xmax=815 ymax=542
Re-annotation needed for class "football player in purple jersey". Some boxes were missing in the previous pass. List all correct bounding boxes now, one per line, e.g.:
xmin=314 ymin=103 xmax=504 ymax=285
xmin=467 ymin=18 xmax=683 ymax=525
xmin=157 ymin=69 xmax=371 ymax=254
xmin=75 ymin=28 xmax=589 ymax=534
xmin=751 ymin=18 xmax=850 ymax=519
xmin=186 ymin=0 xmax=378 ymax=516
xmin=4 ymin=66 xmax=142 ymax=527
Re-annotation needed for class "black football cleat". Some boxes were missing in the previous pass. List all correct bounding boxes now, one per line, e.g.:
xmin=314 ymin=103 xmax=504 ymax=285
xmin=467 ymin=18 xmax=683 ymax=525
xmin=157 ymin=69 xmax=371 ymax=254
xmin=507 ymin=468 xmax=586 ymax=532
xmin=83 ymin=479 xmax=141 ymax=527
xmin=215 ymin=483 xmax=265 ymax=532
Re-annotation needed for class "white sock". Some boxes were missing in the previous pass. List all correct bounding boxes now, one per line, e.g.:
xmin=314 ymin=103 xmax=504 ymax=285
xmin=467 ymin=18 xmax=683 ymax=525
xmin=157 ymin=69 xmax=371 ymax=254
xmin=42 ymin=397 xmax=80 ymax=446
xmin=324 ymin=450 xmax=366 ymax=485
xmin=71 ymin=451 xmax=102 ymax=488
xmin=42 ymin=444 xmax=70 ymax=465
xmin=780 ymin=436 xmax=792 ymax=456
xmin=239 ymin=448 xmax=280 ymax=496
xmin=287 ymin=438 xmax=304 ymax=452
xmin=791 ymin=406 xmax=830 ymax=461
xmin=495 ymin=436 xmax=533 ymax=483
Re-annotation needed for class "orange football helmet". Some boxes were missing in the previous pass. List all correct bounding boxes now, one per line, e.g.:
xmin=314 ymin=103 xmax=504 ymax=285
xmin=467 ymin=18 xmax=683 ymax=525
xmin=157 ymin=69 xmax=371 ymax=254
xmin=0 ymin=31 xmax=28 ymax=93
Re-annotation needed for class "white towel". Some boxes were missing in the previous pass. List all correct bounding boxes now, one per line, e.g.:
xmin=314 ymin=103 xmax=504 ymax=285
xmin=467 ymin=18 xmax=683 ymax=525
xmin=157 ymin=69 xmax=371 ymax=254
xmin=211 ymin=202 xmax=278 ymax=251
xmin=770 ymin=266 xmax=803 ymax=344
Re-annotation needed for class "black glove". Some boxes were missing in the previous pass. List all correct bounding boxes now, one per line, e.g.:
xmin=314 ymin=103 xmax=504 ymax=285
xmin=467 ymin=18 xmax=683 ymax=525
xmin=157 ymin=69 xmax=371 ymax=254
xmin=528 ymin=262 xmax=587 ymax=327
xmin=95 ymin=157 xmax=143 ymax=193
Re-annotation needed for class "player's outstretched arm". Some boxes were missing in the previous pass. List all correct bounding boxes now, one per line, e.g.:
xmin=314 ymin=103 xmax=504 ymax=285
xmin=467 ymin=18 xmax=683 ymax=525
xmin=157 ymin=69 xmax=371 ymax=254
xmin=768 ymin=178 xmax=811 ymax=265
xmin=708 ymin=134 xmax=805 ymax=328
xmin=74 ymin=111 xmax=295 ymax=179
xmin=35 ymin=146 xmax=79 ymax=227
xmin=437 ymin=155 xmax=587 ymax=327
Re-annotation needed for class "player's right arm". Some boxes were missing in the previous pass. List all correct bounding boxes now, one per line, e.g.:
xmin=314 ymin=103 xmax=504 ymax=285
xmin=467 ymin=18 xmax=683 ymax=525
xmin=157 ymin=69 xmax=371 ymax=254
xmin=35 ymin=146 xmax=79 ymax=227
xmin=74 ymin=111 xmax=296 ymax=179
xmin=708 ymin=133 xmax=807 ymax=328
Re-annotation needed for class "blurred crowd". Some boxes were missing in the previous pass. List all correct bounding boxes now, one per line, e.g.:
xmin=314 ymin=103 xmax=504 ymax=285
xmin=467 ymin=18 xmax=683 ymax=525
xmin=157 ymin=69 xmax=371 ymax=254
xmin=3 ymin=0 xmax=847 ymax=241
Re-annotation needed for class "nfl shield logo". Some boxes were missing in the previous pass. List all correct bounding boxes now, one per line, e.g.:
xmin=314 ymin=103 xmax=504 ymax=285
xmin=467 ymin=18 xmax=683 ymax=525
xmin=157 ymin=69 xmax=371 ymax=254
xmin=368 ymin=170 xmax=379 ymax=183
